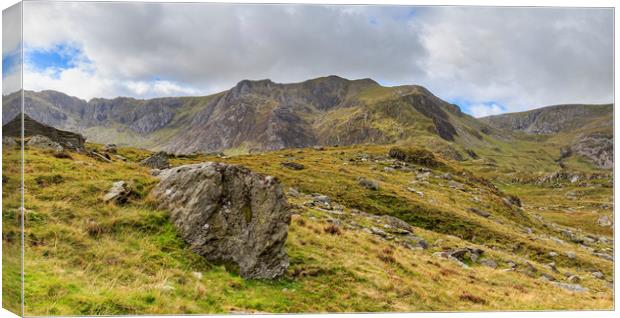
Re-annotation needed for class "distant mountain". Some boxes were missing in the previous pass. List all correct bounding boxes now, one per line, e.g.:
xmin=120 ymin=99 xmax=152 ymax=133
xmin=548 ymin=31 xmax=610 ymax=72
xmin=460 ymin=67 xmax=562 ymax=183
xmin=2 ymin=76 xmax=495 ymax=154
xmin=481 ymin=104 xmax=613 ymax=169
xmin=480 ymin=104 xmax=612 ymax=134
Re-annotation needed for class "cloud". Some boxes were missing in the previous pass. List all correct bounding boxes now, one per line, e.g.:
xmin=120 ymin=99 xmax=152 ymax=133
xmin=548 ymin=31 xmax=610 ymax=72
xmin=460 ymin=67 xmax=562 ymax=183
xmin=415 ymin=7 xmax=613 ymax=112
xmin=468 ymin=103 xmax=505 ymax=118
xmin=2 ymin=2 xmax=22 ymax=95
xmin=13 ymin=2 xmax=613 ymax=115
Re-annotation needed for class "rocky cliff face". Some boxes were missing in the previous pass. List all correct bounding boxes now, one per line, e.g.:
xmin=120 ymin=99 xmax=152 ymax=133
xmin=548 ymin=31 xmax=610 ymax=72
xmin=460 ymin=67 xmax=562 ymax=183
xmin=2 ymin=76 xmax=491 ymax=154
xmin=481 ymin=104 xmax=613 ymax=169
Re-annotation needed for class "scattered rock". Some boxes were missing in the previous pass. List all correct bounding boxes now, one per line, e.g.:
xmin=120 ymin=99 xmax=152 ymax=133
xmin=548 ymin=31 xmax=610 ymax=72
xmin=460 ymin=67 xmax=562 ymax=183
xmin=552 ymin=282 xmax=588 ymax=292
xmin=281 ymin=162 xmax=305 ymax=170
xmin=593 ymin=253 xmax=613 ymax=261
xmin=415 ymin=171 xmax=432 ymax=180
xmin=358 ymin=177 xmax=379 ymax=191
xmin=388 ymin=147 xmax=443 ymax=168
xmin=406 ymin=187 xmax=424 ymax=196
xmin=104 ymin=144 xmax=117 ymax=153
xmin=591 ymin=271 xmax=604 ymax=279
xmin=448 ymin=180 xmax=465 ymax=191
xmin=546 ymin=262 xmax=559 ymax=273
xmin=88 ymin=150 xmax=113 ymax=163
xmin=191 ymin=272 xmax=203 ymax=280
xmin=479 ymin=259 xmax=498 ymax=269
xmin=286 ymin=187 xmax=300 ymax=197
xmin=141 ymin=151 xmax=170 ymax=169
xmin=565 ymin=251 xmax=576 ymax=260
xmin=2 ymin=137 xmax=18 ymax=148
xmin=381 ymin=215 xmax=414 ymax=234
xmin=152 ymin=162 xmax=291 ymax=279
xmin=370 ymin=227 xmax=389 ymax=238
xmin=597 ymin=215 xmax=613 ymax=227
xmin=467 ymin=207 xmax=490 ymax=218
xmin=305 ymin=194 xmax=333 ymax=210
xmin=567 ymin=275 xmax=581 ymax=283
xmin=103 ymin=181 xmax=132 ymax=205
xmin=26 ymin=135 xmax=64 ymax=152
xmin=506 ymin=260 xmax=518 ymax=269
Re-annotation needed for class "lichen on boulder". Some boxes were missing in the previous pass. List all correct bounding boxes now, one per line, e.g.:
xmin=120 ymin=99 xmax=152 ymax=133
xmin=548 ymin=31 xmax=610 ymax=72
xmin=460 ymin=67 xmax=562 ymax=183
xmin=151 ymin=162 xmax=291 ymax=279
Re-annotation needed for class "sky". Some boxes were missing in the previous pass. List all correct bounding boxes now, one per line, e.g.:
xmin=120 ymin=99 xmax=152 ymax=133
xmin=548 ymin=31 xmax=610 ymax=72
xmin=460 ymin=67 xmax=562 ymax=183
xmin=2 ymin=2 xmax=614 ymax=117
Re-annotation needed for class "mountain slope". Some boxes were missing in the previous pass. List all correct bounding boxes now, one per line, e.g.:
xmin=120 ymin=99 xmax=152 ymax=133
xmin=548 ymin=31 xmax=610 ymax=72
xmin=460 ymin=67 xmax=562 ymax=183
xmin=480 ymin=104 xmax=613 ymax=169
xmin=2 ymin=76 xmax=497 ymax=154
xmin=480 ymin=104 xmax=612 ymax=135
xmin=2 ymin=141 xmax=613 ymax=314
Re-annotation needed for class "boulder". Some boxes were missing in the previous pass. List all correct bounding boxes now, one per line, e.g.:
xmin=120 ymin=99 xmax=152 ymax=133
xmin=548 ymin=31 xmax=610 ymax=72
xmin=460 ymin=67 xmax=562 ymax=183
xmin=151 ymin=162 xmax=291 ymax=279
xmin=103 ymin=181 xmax=132 ymax=205
xmin=26 ymin=135 xmax=64 ymax=151
xmin=467 ymin=207 xmax=490 ymax=218
xmin=141 ymin=151 xmax=170 ymax=169
xmin=479 ymin=259 xmax=498 ymax=269
xmin=358 ymin=177 xmax=379 ymax=190
xmin=381 ymin=215 xmax=414 ymax=234
xmin=281 ymin=162 xmax=305 ymax=170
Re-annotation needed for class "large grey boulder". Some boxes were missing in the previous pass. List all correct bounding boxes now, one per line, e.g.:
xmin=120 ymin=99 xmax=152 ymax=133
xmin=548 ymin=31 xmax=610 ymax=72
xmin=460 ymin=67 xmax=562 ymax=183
xmin=152 ymin=162 xmax=291 ymax=279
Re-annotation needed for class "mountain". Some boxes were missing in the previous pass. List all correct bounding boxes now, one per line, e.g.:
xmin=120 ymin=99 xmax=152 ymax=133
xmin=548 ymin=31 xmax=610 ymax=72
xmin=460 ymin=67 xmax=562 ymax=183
xmin=480 ymin=104 xmax=612 ymax=134
xmin=481 ymin=104 xmax=613 ymax=169
xmin=2 ymin=76 xmax=496 ymax=154
xmin=1 ymin=76 xmax=613 ymax=169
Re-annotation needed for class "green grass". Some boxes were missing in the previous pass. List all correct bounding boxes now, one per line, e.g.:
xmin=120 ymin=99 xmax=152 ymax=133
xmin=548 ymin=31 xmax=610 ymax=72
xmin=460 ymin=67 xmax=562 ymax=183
xmin=2 ymin=141 xmax=613 ymax=315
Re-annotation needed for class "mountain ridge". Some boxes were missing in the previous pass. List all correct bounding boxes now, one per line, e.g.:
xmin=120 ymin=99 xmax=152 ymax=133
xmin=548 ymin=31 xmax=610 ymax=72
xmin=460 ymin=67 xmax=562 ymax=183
xmin=1 ymin=76 xmax=613 ymax=169
xmin=2 ymin=76 xmax=496 ymax=154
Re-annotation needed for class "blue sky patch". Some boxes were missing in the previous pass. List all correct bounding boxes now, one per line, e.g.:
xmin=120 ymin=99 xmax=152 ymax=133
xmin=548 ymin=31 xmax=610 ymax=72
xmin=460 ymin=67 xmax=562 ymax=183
xmin=2 ymin=49 xmax=21 ymax=78
xmin=25 ymin=43 xmax=86 ymax=77
xmin=449 ymin=98 xmax=506 ymax=117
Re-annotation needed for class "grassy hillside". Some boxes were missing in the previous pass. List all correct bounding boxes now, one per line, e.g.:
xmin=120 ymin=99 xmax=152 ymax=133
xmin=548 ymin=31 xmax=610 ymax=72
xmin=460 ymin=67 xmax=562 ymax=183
xmin=2 ymin=137 xmax=613 ymax=315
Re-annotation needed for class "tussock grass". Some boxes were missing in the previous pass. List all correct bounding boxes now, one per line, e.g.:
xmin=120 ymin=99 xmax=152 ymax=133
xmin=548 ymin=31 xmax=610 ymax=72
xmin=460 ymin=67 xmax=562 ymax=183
xmin=2 ymin=141 xmax=613 ymax=315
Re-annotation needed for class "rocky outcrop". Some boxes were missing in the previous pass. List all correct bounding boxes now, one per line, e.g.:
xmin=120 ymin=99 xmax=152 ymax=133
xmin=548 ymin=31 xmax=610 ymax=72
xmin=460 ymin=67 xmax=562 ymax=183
xmin=571 ymin=132 xmax=613 ymax=169
xmin=140 ymin=151 xmax=170 ymax=169
xmin=151 ymin=162 xmax=291 ymax=279
xmin=2 ymin=114 xmax=85 ymax=151
xmin=26 ymin=135 xmax=64 ymax=151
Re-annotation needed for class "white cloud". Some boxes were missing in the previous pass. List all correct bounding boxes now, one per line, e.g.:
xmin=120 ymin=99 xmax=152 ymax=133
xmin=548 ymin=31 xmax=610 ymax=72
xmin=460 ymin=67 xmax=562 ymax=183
xmin=14 ymin=2 xmax=613 ymax=114
xmin=468 ymin=103 xmax=504 ymax=118
xmin=23 ymin=62 xmax=202 ymax=100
